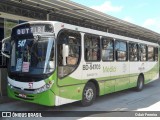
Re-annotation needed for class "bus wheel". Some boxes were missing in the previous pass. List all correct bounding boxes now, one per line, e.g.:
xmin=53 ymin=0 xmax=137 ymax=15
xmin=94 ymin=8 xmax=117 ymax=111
xmin=81 ymin=82 xmax=96 ymax=106
xmin=136 ymin=75 xmax=144 ymax=91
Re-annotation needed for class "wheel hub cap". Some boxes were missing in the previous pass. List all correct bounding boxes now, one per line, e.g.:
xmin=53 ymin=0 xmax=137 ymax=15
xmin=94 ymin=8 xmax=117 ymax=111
xmin=85 ymin=88 xmax=94 ymax=101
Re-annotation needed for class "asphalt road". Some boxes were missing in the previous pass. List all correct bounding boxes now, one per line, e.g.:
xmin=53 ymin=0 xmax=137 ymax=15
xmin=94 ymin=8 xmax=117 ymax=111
xmin=0 ymin=79 xmax=160 ymax=119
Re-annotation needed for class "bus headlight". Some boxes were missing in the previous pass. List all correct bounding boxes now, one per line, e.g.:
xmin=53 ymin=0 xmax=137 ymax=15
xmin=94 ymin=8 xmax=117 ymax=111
xmin=35 ymin=83 xmax=52 ymax=94
xmin=8 ymin=83 xmax=13 ymax=89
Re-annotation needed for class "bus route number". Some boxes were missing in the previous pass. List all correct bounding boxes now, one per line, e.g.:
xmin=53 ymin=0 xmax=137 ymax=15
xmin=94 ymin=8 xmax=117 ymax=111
xmin=28 ymin=82 xmax=33 ymax=89
xmin=83 ymin=64 xmax=101 ymax=70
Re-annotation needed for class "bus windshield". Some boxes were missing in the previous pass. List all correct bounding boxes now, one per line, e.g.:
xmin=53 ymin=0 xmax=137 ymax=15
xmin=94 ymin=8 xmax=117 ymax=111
xmin=10 ymin=36 xmax=55 ymax=75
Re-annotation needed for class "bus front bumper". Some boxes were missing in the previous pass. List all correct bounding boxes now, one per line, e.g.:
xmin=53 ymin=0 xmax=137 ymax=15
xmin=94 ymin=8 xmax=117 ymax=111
xmin=7 ymin=86 xmax=55 ymax=106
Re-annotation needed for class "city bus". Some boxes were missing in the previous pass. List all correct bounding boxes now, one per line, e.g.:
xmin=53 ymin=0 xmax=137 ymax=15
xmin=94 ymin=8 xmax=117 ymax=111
xmin=1 ymin=21 xmax=159 ymax=106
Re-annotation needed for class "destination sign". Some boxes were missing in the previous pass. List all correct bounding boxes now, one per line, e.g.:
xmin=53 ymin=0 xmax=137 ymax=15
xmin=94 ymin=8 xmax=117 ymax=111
xmin=13 ymin=24 xmax=54 ymax=36
xmin=17 ymin=26 xmax=45 ymax=35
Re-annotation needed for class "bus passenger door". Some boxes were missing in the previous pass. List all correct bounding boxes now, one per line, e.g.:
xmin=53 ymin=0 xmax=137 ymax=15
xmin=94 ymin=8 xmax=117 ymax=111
xmin=57 ymin=30 xmax=82 ymax=86
xmin=57 ymin=30 xmax=83 ymax=104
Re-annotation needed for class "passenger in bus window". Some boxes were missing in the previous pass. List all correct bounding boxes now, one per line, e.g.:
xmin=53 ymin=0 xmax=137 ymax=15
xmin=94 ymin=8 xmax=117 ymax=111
xmin=67 ymin=46 xmax=79 ymax=65
xmin=92 ymin=49 xmax=97 ymax=60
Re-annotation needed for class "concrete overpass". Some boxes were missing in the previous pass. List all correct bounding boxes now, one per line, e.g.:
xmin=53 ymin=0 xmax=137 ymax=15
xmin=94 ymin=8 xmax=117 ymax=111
xmin=1 ymin=0 xmax=160 ymax=43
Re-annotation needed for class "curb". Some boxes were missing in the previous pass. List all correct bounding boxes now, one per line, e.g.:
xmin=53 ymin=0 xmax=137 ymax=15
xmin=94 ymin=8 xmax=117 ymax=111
xmin=0 ymin=96 xmax=16 ymax=104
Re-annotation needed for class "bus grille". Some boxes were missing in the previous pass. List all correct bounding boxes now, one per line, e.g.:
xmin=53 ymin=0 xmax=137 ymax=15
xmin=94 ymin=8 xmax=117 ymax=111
xmin=14 ymin=92 xmax=34 ymax=101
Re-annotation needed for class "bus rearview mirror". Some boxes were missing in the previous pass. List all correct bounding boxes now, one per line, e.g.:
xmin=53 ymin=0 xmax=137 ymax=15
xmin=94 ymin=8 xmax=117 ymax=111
xmin=1 ymin=37 xmax=11 ymax=58
xmin=62 ymin=44 xmax=69 ymax=65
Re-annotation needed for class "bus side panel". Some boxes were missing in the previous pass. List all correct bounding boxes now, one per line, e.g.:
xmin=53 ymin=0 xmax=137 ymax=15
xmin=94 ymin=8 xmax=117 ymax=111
xmin=144 ymin=62 xmax=159 ymax=84
xmin=129 ymin=62 xmax=142 ymax=88
xmin=101 ymin=61 xmax=112 ymax=95
xmin=110 ymin=62 xmax=130 ymax=92
xmin=58 ymin=84 xmax=85 ymax=101
xmin=129 ymin=75 xmax=138 ymax=88
xmin=80 ymin=61 xmax=107 ymax=96
xmin=159 ymin=47 xmax=160 ymax=76
xmin=104 ymin=80 xmax=115 ymax=94
xmin=145 ymin=62 xmax=152 ymax=83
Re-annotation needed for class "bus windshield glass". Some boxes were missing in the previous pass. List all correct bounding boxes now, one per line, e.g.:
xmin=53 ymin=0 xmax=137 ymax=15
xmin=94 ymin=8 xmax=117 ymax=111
xmin=10 ymin=36 xmax=55 ymax=75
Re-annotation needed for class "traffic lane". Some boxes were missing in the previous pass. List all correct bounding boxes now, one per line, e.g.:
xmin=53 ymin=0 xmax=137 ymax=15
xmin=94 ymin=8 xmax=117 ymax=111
xmin=0 ymin=79 xmax=160 ymax=112
xmin=90 ymin=80 xmax=160 ymax=111
xmin=0 ymin=96 xmax=16 ymax=104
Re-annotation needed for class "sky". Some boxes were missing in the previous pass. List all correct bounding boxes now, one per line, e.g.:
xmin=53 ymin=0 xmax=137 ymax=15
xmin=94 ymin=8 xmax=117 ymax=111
xmin=71 ymin=0 xmax=160 ymax=33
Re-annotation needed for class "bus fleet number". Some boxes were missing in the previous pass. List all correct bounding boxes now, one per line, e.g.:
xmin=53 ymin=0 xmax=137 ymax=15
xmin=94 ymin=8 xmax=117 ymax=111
xmin=83 ymin=64 xmax=101 ymax=70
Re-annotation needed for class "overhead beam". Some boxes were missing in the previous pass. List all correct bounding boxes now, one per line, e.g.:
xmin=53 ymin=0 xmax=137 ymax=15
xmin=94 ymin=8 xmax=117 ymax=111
xmin=0 ymin=0 xmax=160 ymax=43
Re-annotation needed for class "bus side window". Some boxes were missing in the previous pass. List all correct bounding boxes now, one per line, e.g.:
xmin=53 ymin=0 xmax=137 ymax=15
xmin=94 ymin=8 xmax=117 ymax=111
xmin=115 ymin=40 xmax=127 ymax=61
xmin=139 ymin=44 xmax=147 ymax=61
xmin=148 ymin=46 xmax=154 ymax=61
xmin=155 ymin=47 xmax=158 ymax=61
xmin=129 ymin=43 xmax=138 ymax=61
xmin=101 ymin=37 xmax=114 ymax=61
xmin=57 ymin=30 xmax=81 ymax=78
xmin=84 ymin=34 xmax=100 ymax=61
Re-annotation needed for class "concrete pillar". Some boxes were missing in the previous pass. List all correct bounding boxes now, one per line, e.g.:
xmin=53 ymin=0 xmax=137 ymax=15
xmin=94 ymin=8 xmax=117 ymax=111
xmin=0 ymin=68 xmax=8 ymax=96
xmin=47 ymin=13 xmax=50 ymax=21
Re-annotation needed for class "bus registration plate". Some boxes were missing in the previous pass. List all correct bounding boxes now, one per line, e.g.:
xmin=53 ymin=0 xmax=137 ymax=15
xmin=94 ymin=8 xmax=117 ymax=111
xmin=19 ymin=94 xmax=26 ymax=98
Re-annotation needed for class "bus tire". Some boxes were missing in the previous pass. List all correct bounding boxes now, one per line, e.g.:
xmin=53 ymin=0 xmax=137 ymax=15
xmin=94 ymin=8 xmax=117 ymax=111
xmin=81 ymin=82 xmax=96 ymax=106
xmin=136 ymin=75 xmax=144 ymax=92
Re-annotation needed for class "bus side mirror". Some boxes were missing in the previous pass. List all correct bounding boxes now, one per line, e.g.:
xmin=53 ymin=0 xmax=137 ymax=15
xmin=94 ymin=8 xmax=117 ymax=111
xmin=62 ymin=44 xmax=69 ymax=65
xmin=1 ymin=37 xmax=11 ymax=58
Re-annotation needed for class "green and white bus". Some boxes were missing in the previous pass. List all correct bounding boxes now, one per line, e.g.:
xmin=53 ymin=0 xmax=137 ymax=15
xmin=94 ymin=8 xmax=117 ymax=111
xmin=2 ymin=21 xmax=159 ymax=106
